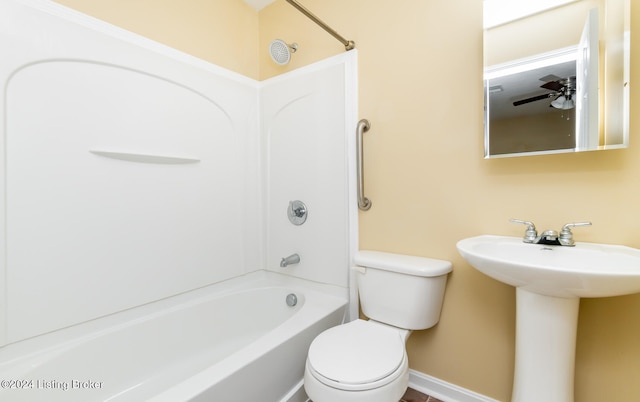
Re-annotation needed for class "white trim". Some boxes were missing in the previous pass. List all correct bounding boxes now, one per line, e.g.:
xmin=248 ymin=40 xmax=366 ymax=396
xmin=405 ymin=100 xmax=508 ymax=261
xmin=408 ymin=370 xmax=501 ymax=402
xmin=290 ymin=370 xmax=501 ymax=402
xmin=484 ymin=45 xmax=577 ymax=80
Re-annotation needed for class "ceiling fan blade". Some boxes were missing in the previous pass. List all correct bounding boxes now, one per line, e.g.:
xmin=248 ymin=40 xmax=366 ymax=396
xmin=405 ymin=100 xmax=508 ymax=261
xmin=539 ymin=74 xmax=563 ymax=82
xmin=540 ymin=81 xmax=564 ymax=91
xmin=513 ymin=93 xmax=552 ymax=106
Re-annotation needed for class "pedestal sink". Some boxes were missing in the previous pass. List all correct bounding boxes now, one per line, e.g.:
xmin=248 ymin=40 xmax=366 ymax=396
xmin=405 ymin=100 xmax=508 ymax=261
xmin=457 ymin=235 xmax=640 ymax=402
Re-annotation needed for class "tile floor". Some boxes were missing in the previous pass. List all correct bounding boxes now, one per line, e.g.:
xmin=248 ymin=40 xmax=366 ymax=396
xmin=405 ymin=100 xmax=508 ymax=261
xmin=401 ymin=387 xmax=444 ymax=402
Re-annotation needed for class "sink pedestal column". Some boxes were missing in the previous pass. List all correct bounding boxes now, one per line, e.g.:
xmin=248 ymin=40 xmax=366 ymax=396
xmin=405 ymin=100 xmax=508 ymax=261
xmin=512 ymin=288 xmax=579 ymax=402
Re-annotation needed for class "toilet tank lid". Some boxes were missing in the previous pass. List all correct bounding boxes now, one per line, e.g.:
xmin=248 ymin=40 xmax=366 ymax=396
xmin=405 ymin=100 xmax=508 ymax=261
xmin=354 ymin=250 xmax=452 ymax=277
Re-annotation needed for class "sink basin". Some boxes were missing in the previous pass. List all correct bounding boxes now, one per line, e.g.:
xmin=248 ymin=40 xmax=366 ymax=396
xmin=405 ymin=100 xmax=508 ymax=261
xmin=457 ymin=235 xmax=640 ymax=298
xmin=458 ymin=234 xmax=640 ymax=401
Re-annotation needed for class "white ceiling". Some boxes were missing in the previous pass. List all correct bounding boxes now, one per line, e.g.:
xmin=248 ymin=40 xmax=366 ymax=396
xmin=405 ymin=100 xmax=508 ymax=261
xmin=243 ymin=0 xmax=277 ymax=11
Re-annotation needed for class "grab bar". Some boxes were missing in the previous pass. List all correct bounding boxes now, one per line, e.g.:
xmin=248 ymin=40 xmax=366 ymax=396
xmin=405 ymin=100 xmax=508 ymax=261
xmin=356 ymin=119 xmax=371 ymax=210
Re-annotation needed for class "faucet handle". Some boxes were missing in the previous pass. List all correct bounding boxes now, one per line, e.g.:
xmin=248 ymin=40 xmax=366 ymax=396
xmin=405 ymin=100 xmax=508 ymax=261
xmin=559 ymin=222 xmax=592 ymax=246
xmin=510 ymin=219 xmax=537 ymax=243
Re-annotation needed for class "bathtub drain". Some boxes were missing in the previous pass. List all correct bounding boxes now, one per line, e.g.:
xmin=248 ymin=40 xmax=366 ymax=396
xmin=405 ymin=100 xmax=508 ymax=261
xmin=286 ymin=293 xmax=298 ymax=307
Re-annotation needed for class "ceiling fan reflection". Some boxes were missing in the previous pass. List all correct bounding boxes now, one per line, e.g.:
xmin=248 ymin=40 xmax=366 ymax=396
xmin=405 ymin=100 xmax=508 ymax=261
xmin=513 ymin=75 xmax=576 ymax=110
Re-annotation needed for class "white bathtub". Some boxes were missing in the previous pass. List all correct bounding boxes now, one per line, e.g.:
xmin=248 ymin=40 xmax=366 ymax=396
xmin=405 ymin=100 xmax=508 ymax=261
xmin=0 ymin=271 xmax=347 ymax=402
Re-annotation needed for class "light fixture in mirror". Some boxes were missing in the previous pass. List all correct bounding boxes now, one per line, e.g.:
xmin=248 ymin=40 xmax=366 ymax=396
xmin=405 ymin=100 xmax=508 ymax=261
xmin=483 ymin=0 xmax=630 ymax=158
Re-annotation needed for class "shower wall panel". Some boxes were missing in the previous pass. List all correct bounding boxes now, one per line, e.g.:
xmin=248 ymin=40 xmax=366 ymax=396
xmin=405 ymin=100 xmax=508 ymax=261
xmin=0 ymin=0 xmax=260 ymax=344
xmin=0 ymin=0 xmax=357 ymax=347
xmin=260 ymin=53 xmax=358 ymax=290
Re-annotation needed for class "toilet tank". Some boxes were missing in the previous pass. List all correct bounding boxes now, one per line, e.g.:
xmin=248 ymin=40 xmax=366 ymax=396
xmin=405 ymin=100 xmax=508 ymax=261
xmin=354 ymin=250 xmax=452 ymax=330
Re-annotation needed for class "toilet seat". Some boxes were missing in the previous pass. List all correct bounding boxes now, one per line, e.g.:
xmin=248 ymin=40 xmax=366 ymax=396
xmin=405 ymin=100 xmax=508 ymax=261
xmin=306 ymin=319 xmax=407 ymax=391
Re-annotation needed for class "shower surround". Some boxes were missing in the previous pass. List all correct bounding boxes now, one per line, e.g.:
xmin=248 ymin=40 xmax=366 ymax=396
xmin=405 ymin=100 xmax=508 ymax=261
xmin=0 ymin=0 xmax=357 ymax=399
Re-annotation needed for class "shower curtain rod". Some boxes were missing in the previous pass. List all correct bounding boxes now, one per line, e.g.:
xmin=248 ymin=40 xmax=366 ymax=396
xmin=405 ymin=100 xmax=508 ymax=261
xmin=285 ymin=0 xmax=355 ymax=51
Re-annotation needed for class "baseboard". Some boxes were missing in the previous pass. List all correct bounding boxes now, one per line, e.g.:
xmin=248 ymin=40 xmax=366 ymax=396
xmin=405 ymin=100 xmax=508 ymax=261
xmin=408 ymin=370 xmax=501 ymax=402
xmin=290 ymin=370 xmax=501 ymax=402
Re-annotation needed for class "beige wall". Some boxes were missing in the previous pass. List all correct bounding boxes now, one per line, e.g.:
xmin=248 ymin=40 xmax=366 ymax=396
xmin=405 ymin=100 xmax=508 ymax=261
xmin=52 ymin=0 xmax=640 ymax=400
xmin=54 ymin=0 xmax=260 ymax=79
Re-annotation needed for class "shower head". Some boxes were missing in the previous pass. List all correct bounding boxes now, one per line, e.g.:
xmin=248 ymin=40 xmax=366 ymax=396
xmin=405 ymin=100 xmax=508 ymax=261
xmin=269 ymin=39 xmax=298 ymax=65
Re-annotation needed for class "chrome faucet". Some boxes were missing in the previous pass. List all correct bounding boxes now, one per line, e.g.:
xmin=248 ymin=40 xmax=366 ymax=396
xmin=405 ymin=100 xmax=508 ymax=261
xmin=509 ymin=219 xmax=538 ymax=243
xmin=510 ymin=219 xmax=592 ymax=246
xmin=558 ymin=222 xmax=593 ymax=246
xmin=280 ymin=253 xmax=300 ymax=267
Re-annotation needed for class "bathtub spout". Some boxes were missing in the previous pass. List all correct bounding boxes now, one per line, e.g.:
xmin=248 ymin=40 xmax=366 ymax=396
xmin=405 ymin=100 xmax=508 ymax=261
xmin=280 ymin=254 xmax=300 ymax=267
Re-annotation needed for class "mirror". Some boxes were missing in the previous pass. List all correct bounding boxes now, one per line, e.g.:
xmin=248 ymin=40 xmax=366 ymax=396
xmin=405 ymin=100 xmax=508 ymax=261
xmin=483 ymin=0 xmax=630 ymax=158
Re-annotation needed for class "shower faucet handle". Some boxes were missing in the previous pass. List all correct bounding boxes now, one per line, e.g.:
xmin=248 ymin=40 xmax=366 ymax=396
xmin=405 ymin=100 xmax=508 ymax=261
xmin=287 ymin=200 xmax=308 ymax=225
xmin=290 ymin=202 xmax=306 ymax=218
xmin=510 ymin=219 xmax=538 ymax=243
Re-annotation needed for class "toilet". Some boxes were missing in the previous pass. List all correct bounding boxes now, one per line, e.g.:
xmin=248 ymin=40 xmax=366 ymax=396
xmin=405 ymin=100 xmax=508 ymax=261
xmin=304 ymin=250 xmax=452 ymax=402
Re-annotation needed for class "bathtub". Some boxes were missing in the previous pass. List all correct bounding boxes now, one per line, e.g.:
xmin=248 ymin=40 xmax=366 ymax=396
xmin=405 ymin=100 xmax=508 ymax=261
xmin=0 ymin=271 xmax=347 ymax=402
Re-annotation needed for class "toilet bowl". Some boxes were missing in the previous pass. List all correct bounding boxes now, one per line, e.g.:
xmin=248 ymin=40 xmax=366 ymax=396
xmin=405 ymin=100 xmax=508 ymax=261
xmin=304 ymin=250 xmax=452 ymax=402
xmin=304 ymin=319 xmax=410 ymax=402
